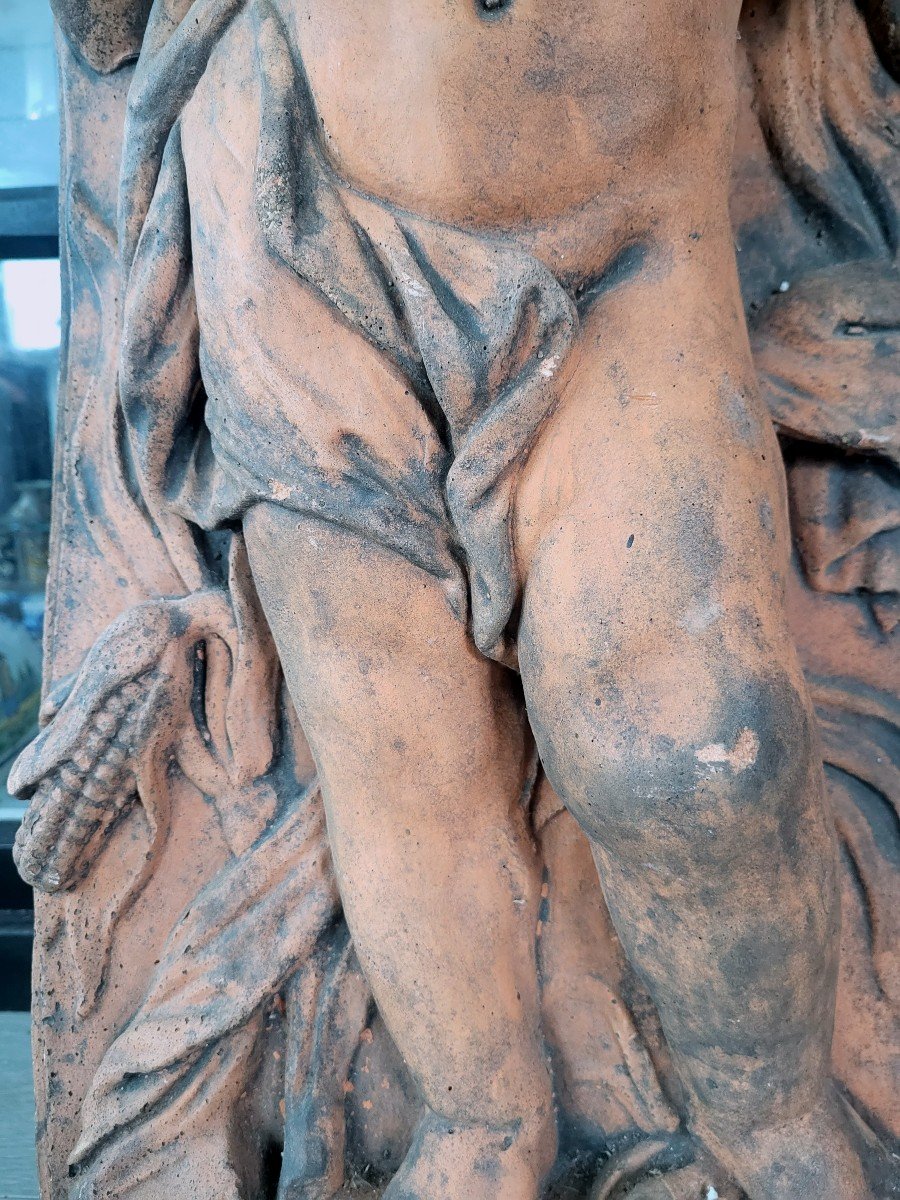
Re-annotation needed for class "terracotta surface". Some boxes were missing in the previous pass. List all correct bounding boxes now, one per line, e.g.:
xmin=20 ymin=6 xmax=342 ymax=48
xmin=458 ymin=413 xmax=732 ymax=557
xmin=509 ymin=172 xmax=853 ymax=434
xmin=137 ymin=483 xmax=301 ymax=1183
xmin=10 ymin=2 xmax=899 ymax=1198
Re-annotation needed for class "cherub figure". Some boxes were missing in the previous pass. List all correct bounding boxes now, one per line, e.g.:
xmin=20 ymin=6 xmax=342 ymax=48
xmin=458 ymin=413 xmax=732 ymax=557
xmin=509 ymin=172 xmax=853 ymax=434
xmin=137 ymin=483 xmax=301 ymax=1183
xmin=17 ymin=0 xmax=886 ymax=1197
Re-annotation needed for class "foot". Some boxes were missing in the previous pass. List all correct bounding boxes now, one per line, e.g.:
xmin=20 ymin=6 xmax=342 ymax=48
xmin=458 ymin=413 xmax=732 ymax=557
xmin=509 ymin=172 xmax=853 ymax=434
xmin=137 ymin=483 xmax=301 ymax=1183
xmin=383 ymin=1110 xmax=555 ymax=1200
xmin=698 ymin=1087 xmax=873 ymax=1200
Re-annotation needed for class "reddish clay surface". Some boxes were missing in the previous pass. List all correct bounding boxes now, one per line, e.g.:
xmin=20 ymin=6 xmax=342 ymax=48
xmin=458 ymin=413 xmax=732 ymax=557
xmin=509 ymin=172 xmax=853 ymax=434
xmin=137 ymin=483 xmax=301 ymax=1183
xmin=11 ymin=2 xmax=898 ymax=1198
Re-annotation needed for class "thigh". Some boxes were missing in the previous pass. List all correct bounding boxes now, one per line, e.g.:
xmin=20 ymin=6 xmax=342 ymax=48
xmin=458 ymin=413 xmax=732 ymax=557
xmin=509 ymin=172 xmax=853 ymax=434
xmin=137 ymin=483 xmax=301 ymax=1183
xmin=517 ymin=248 xmax=791 ymax=619
xmin=242 ymin=503 xmax=535 ymax=886
xmin=513 ymin=246 xmax=804 ymax=745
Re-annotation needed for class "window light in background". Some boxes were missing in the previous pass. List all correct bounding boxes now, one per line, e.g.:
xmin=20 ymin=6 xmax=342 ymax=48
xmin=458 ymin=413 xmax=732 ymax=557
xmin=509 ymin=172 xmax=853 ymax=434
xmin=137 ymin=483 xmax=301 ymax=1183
xmin=1 ymin=259 xmax=61 ymax=353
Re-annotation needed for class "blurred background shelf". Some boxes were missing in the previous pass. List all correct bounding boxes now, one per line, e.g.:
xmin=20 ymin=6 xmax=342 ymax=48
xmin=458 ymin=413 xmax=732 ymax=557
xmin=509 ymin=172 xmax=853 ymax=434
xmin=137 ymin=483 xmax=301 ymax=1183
xmin=0 ymin=802 xmax=31 ymax=1013
xmin=0 ymin=1010 xmax=38 ymax=1199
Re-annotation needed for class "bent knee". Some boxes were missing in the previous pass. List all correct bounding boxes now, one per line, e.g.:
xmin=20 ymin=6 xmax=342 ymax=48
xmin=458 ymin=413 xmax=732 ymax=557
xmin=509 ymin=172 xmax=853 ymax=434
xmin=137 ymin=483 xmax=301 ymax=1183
xmin=522 ymin=640 xmax=817 ymax=863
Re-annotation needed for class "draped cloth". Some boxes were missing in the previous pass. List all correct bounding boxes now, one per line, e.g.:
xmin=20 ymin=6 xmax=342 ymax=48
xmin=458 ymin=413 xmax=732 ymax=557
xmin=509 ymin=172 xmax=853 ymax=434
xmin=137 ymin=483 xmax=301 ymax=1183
xmin=170 ymin=0 xmax=578 ymax=665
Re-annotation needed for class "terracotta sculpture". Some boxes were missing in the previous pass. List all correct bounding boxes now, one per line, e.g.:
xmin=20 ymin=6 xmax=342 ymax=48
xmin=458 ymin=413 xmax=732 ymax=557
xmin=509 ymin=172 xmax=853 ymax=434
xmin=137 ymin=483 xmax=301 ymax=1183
xmin=11 ymin=1 xmax=898 ymax=1197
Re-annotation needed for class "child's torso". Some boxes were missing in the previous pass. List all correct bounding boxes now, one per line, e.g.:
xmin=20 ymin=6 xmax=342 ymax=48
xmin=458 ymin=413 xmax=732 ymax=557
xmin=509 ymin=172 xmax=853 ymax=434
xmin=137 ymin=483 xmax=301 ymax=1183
xmin=281 ymin=0 xmax=741 ymax=231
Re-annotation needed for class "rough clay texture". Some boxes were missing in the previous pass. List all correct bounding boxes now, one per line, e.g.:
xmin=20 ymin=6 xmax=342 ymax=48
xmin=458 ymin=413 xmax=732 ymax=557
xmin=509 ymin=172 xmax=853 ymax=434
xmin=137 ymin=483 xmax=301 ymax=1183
xmin=11 ymin=2 xmax=899 ymax=1199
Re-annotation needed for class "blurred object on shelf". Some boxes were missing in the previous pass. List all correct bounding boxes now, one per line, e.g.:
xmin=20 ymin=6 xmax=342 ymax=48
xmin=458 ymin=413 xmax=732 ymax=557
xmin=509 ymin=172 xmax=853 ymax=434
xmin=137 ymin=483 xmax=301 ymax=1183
xmin=0 ymin=259 xmax=58 ymax=777
xmin=6 ymin=481 xmax=51 ymax=591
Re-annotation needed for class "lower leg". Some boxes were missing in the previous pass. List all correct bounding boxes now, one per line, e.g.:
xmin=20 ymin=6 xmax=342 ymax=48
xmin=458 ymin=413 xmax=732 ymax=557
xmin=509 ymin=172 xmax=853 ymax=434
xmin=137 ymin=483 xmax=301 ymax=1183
xmin=520 ymin=555 xmax=867 ymax=1196
xmin=244 ymin=505 xmax=555 ymax=1197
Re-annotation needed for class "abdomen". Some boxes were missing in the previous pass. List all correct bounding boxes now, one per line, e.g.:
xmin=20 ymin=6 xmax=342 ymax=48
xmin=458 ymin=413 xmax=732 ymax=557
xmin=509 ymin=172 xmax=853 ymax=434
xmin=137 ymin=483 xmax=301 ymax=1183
xmin=285 ymin=0 xmax=741 ymax=228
